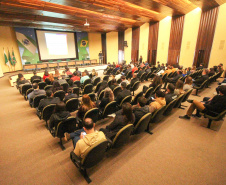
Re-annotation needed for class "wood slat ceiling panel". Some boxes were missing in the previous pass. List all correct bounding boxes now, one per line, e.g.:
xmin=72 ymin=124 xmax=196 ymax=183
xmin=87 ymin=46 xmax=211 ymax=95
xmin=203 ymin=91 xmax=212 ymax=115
xmin=0 ymin=0 xmax=224 ymax=32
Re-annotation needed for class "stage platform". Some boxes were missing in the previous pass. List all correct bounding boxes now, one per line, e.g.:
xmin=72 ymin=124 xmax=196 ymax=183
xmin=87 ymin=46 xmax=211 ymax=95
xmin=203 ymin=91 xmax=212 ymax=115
xmin=9 ymin=64 xmax=108 ymax=87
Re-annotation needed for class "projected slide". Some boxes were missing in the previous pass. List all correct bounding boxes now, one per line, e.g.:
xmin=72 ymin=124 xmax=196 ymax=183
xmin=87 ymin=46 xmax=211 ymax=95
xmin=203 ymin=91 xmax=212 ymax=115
xmin=45 ymin=33 xmax=68 ymax=55
xmin=36 ymin=30 xmax=77 ymax=60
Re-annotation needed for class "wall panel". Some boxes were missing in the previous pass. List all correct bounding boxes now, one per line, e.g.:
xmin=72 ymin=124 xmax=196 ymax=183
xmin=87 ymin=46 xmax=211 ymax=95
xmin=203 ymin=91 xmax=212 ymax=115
xmin=118 ymin=31 xmax=125 ymax=64
xmin=88 ymin=32 xmax=102 ymax=60
xmin=139 ymin=23 xmax=149 ymax=62
xmin=124 ymin=28 xmax=132 ymax=64
xmin=106 ymin=32 xmax=118 ymax=64
xmin=193 ymin=7 xmax=219 ymax=67
xmin=148 ymin=22 xmax=159 ymax=65
xmin=168 ymin=15 xmax=185 ymax=66
xmin=131 ymin=27 xmax=140 ymax=62
xmin=101 ymin=33 xmax=107 ymax=64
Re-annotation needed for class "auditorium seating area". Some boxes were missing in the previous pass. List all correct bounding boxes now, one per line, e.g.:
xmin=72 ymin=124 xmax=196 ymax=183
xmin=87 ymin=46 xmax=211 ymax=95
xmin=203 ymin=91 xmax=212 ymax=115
xmin=2 ymin=64 xmax=225 ymax=184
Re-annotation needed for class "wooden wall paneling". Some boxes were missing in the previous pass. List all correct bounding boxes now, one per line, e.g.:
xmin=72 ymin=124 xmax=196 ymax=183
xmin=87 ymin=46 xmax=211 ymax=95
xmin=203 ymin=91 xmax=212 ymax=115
xmin=118 ymin=31 xmax=125 ymax=63
xmin=193 ymin=7 xmax=219 ymax=68
xmin=168 ymin=15 xmax=185 ymax=66
xmin=148 ymin=22 xmax=159 ymax=65
xmin=131 ymin=27 xmax=140 ymax=63
xmin=101 ymin=33 xmax=107 ymax=64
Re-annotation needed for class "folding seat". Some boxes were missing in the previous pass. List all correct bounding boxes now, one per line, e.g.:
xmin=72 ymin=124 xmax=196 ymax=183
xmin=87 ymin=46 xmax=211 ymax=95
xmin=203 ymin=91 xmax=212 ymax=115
xmin=65 ymin=98 xmax=79 ymax=112
xmin=53 ymin=90 xmax=65 ymax=101
xmin=130 ymin=81 xmax=140 ymax=96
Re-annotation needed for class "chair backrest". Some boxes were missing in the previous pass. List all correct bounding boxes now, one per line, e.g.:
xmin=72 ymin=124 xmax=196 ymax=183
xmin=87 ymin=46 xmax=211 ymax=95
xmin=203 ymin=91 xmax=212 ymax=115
xmin=93 ymin=77 xmax=101 ymax=86
xmin=102 ymin=101 xmax=118 ymax=118
xmin=32 ymin=79 xmax=41 ymax=83
xmin=145 ymin=71 xmax=152 ymax=80
xmin=133 ymin=113 xmax=152 ymax=134
xmin=83 ymin=108 xmax=99 ymax=123
xmin=162 ymin=73 xmax=167 ymax=81
xmin=55 ymin=117 xmax=77 ymax=138
xmin=163 ymin=99 xmax=177 ymax=116
xmin=126 ymin=83 xmax=131 ymax=90
xmin=21 ymin=84 xmax=32 ymax=95
xmin=81 ymin=139 xmax=109 ymax=168
xmin=144 ymin=87 xmax=154 ymax=99
xmin=53 ymin=90 xmax=65 ymax=101
xmin=126 ymin=71 xmax=132 ymax=79
xmin=66 ymin=98 xmax=79 ymax=112
xmin=140 ymin=73 xmax=147 ymax=82
xmin=95 ymin=81 xmax=102 ymax=93
xmin=152 ymin=84 xmax=162 ymax=95
xmin=42 ymin=104 xmax=56 ymax=121
xmin=44 ymin=85 xmax=53 ymax=91
xmin=112 ymin=124 xmax=134 ymax=148
xmin=132 ymin=91 xmax=143 ymax=105
xmin=98 ymin=90 xmax=105 ymax=100
xmin=131 ymin=81 xmax=140 ymax=92
xmin=113 ymin=86 xmax=122 ymax=97
xmin=182 ymin=88 xmax=193 ymax=103
xmin=72 ymin=87 xmax=79 ymax=96
xmin=83 ymin=84 xmax=93 ymax=95
xmin=117 ymin=78 xmax=122 ymax=84
xmin=84 ymin=78 xmax=91 ymax=86
xmin=108 ymin=79 xmax=113 ymax=86
xmin=38 ymin=82 xmax=47 ymax=89
xmin=26 ymin=88 xmax=34 ymax=97
xmin=103 ymin=75 xmax=109 ymax=82
xmin=120 ymin=95 xmax=132 ymax=107
xmin=73 ymin=80 xmax=80 ymax=88
xmin=150 ymin=105 xmax=166 ymax=123
xmin=174 ymin=94 xmax=185 ymax=108
xmin=61 ymin=83 xmax=69 ymax=92
xmin=167 ymin=72 xmax=173 ymax=78
xmin=33 ymin=94 xmax=46 ymax=108
xmin=88 ymin=93 xmax=96 ymax=102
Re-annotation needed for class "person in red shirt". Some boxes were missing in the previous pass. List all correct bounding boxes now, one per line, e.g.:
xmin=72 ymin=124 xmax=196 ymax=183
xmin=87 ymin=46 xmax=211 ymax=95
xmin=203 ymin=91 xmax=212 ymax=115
xmin=71 ymin=72 xmax=80 ymax=82
xmin=43 ymin=70 xmax=50 ymax=81
xmin=65 ymin=67 xmax=72 ymax=75
xmin=132 ymin=64 xmax=138 ymax=74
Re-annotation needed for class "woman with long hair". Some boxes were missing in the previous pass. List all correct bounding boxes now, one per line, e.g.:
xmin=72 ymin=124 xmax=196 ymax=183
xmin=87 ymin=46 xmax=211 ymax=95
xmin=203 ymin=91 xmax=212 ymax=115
xmin=99 ymin=87 xmax=114 ymax=111
xmin=43 ymin=70 xmax=49 ymax=81
xmin=143 ymin=75 xmax=163 ymax=93
xmin=48 ymin=102 xmax=71 ymax=135
xmin=174 ymin=80 xmax=185 ymax=95
xmin=100 ymin=102 xmax=135 ymax=140
xmin=52 ymin=81 xmax=63 ymax=93
xmin=77 ymin=94 xmax=96 ymax=120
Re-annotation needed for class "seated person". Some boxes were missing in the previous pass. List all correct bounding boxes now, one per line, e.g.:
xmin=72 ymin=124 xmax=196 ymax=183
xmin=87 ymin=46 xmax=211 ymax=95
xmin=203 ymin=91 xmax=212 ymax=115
xmin=75 ymin=67 xmax=81 ymax=77
xmin=143 ymin=76 xmax=162 ymax=93
xmin=164 ymin=70 xmax=183 ymax=88
xmin=165 ymin=83 xmax=177 ymax=104
xmin=179 ymin=85 xmax=226 ymax=119
xmin=30 ymin=70 xmax=41 ymax=83
xmin=100 ymin=103 xmax=135 ymax=140
xmin=183 ymin=76 xmax=193 ymax=91
xmin=71 ymin=72 xmax=80 ymax=82
xmin=18 ymin=75 xmax=30 ymax=87
xmin=91 ymin=72 xmax=98 ymax=83
xmin=16 ymin=73 xmax=23 ymax=87
xmin=130 ymin=73 xmax=139 ymax=88
xmin=64 ymin=118 xmax=106 ymax=158
xmin=54 ymin=69 xmax=60 ymax=79
xmin=47 ymin=73 xmax=55 ymax=84
xmin=68 ymin=79 xmax=77 ymax=88
xmin=63 ymin=88 xmax=78 ymax=103
xmin=98 ymin=87 xmax=114 ymax=111
xmin=208 ymin=68 xmax=215 ymax=77
xmin=28 ymin=83 xmax=46 ymax=106
xmin=115 ymin=82 xmax=131 ymax=104
xmin=77 ymin=94 xmax=96 ymax=121
xmin=52 ymin=81 xmax=63 ymax=94
xmin=48 ymin=102 xmax=71 ymax=134
xmin=137 ymin=68 xmax=145 ymax=79
xmin=58 ymin=75 xmax=67 ymax=85
xmin=65 ymin=67 xmax=72 ymax=76
xmin=132 ymin=64 xmax=138 ymax=74
xmin=119 ymin=75 xmax=129 ymax=86
xmin=174 ymin=80 xmax=185 ymax=96
xmin=109 ymin=79 xmax=118 ymax=91
xmin=124 ymin=65 xmax=132 ymax=76
xmin=43 ymin=70 xmax=50 ymax=81
xmin=97 ymin=81 xmax=109 ymax=97
xmin=115 ymin=70 xmax=122 ymax=81
xmin=80 ymin=72 xmax=90 ymax=84
xmin=37 ymin=90 xmax=60 ymax=113
xmin=193 ymin=69 xmax=209 ymax=86
xmin=132 ymin=97 xmax=149 ymax=126
xmin=149 ymin=90 xmax=166 ymax=113
xmin=197 ymin=63 xmax=204 ymax=70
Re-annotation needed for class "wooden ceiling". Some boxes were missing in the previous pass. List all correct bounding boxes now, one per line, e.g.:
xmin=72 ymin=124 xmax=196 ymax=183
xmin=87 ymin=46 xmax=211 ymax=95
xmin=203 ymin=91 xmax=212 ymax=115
xmin=0 ymin=0 xmax=225 ymax=32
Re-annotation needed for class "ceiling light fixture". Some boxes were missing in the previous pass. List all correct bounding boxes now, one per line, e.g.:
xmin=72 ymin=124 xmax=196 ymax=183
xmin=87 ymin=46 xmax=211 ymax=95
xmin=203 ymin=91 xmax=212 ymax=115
xmin=84 ymin=19 xmax=90 ymax=27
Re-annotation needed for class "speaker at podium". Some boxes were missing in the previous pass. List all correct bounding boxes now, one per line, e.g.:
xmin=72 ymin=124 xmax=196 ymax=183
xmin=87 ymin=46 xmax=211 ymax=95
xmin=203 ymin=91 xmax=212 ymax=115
xmin=98 ymin=51 xmax=103 ymax=64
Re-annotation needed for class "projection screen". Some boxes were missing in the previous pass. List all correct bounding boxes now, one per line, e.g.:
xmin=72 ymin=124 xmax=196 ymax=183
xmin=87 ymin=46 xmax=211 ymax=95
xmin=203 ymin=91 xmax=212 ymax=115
xmin=36 ymin=30 xmax=77 ymax=60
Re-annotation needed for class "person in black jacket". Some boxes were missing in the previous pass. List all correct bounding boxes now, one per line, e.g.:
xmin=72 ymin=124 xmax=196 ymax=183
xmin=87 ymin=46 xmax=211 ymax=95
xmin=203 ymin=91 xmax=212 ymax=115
xmin=132 ymin=97 xmax=149 ymax=126
xmin=165 ymin=83 xmax=177 ymax=105
xmin=164 ymin=70 xmax=183 ymax=88
xmin=130 ymin=73 xmax=139 ymax=88
xmin=98 ymin=87 xmax=114 ymax=111
xmin=48 ymin=102 xmax=71 ymax=135
xmin=64 ymin=88 xmax=78 ymax=103
xmin=115 ymin=82 xmax=131 ymax=104
xmin=100 ymin=102 xmax=135 ymax=140
xmin=193 ymin=69 xmax=209 ymax=86
xmin=179 ymin=85 xmax=226 ymax=120
xmin=30 ymin=70 xmax=41 ymax=83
